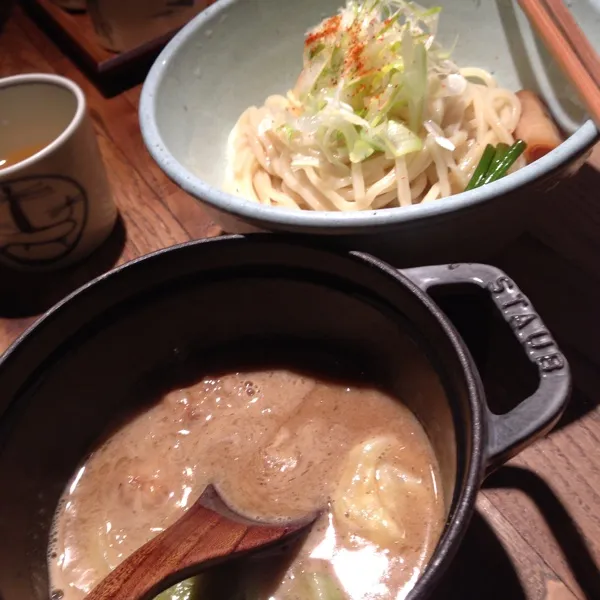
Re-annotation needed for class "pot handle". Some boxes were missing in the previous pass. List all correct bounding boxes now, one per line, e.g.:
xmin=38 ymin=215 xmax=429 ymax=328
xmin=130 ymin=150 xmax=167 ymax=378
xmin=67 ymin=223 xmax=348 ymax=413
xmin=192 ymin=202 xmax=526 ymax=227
xmin=401 ymin=263 xmax=571 ymax=472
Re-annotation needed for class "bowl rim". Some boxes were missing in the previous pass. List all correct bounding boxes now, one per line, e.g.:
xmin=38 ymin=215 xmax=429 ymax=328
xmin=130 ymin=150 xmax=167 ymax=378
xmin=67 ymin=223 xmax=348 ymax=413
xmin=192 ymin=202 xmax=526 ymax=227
xmin=140 ymin=0 xmax=599 ymax=232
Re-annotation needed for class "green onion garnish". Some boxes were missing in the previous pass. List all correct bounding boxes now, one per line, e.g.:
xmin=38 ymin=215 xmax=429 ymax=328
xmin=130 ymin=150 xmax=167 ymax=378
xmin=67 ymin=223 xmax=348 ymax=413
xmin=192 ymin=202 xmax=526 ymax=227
xmin=482 ymin=140 xmax=527 ymax=185
xmin=465 ymin=144 xmax=494 ymax=191
xmin=488 ymin=143 xmax=509 ymax=173
xmin=465 ymin=140 xmax=527 ymax=191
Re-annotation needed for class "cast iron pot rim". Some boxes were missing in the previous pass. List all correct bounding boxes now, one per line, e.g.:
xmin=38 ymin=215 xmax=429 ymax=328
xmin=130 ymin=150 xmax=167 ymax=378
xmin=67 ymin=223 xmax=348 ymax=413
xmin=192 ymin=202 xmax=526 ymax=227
xmin=0 ymin=234 xmax=485 ymax=599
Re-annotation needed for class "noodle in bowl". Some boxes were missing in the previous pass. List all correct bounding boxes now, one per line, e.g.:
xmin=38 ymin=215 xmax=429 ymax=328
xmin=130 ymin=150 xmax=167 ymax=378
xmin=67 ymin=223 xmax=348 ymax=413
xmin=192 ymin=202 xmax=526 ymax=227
xmin=226 ymin=74 xmax=523 ymax=211
xmin=224 ymin=1 xmax=527 ymax=212
xmin=140 ymin=0 xmax=598 ymax=257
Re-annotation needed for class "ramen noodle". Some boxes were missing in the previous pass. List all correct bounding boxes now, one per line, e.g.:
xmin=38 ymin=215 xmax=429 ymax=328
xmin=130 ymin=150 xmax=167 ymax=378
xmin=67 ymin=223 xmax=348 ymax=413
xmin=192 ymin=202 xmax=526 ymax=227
xmin=225 ymin=0 xmax=526 ymax=211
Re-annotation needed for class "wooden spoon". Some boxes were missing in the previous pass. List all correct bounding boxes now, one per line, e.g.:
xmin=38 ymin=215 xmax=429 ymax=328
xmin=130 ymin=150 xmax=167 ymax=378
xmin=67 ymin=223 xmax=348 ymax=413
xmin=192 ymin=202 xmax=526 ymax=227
xmin=85 ymin=485 xmax=316 ymax=600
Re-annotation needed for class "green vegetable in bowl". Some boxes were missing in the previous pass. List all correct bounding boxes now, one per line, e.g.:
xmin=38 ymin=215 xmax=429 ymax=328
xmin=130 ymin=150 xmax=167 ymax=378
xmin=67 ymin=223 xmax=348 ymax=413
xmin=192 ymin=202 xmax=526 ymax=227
xmin=154 ymin=578 xmax=201 ymax=600
xmin=465 ymin=144 xmax=495 ymax=191
xmin=306 ymin=572 xmax=345 ymax=600
xmin=466 ymin=140 xmax=527 ymax=190
xmin=152 ymin=568 xmax=343 ymax=600
xmin=151 ymin=559 xmax=272 ymax=600
xmin=482 ymin=140 xmax=527 ymax=185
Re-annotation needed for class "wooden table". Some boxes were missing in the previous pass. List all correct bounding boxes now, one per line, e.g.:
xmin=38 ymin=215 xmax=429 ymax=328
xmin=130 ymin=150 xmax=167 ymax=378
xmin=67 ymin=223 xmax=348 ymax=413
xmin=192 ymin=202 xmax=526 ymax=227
xmin=1 ymin=7 xmax=599 ymax=600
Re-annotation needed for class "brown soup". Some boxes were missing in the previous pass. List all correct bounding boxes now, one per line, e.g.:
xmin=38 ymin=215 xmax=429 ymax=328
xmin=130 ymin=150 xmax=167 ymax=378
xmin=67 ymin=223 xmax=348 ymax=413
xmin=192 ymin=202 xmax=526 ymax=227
xmin=48 ymin=359 xmax=445 ymax=600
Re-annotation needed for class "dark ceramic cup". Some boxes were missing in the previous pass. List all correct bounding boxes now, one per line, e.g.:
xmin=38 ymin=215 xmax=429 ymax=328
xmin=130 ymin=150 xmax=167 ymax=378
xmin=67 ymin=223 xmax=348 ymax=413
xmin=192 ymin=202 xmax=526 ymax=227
xmin=0 ymin=235 xmax=570 ymax=599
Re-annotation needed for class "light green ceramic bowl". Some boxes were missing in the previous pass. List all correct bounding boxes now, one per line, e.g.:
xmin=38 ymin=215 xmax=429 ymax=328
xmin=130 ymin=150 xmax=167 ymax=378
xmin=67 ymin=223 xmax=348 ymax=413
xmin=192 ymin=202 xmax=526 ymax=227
xmin=140 ymin=0 xmax=599 ymax=263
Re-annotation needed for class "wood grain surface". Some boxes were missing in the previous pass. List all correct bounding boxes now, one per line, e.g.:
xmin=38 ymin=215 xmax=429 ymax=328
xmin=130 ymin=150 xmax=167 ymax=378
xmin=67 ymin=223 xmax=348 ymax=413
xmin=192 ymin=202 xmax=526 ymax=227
xmin=1 ymin=6 xmax=599 ymax=600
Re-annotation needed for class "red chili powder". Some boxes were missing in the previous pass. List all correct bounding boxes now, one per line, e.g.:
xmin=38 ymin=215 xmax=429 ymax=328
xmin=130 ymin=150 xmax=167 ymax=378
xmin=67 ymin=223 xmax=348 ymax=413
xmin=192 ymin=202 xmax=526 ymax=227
xmin=306 ymin=13 xmax=373 ymax=85
xmin=305 ymin=14 xmax=342 ymax=47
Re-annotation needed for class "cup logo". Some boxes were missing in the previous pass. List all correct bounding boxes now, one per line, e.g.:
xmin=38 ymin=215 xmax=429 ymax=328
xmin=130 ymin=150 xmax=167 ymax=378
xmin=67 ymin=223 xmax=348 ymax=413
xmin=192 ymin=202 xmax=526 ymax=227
xmin=0 ymin=175 xmax=88 ymax=267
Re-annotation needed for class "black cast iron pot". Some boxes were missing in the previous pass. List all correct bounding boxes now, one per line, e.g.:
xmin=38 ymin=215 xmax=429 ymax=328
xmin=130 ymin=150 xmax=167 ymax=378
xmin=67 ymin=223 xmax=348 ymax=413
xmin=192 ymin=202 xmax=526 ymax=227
xmin=0 ymin=235 xmax=570 ymax=600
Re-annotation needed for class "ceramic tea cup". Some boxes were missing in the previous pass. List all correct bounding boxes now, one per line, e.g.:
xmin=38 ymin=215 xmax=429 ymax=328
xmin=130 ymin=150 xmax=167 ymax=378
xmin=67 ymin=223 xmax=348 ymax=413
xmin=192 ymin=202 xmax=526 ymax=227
xmin=0 ymin=73 xmax=117 ymax=271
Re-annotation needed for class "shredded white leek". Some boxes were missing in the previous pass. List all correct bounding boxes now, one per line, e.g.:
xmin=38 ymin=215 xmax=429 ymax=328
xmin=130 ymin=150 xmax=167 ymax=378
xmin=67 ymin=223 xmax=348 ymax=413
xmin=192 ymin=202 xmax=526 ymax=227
xmin=284 ymin=0 xmax=462 ymax=164
xmin=225 ymin=0 xmax=524 ymax=211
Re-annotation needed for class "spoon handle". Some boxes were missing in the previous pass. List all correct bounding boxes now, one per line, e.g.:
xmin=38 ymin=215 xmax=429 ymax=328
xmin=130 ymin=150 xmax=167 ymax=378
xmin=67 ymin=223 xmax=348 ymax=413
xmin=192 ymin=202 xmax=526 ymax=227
xmin=85 ymin=501 xmax=302 ymax=600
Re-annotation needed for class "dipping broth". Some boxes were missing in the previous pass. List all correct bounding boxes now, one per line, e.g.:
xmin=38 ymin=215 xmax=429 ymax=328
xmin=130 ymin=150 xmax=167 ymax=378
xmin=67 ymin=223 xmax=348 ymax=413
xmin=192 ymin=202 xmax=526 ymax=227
xmin=49 ymin=363 xmax=445 ymax=600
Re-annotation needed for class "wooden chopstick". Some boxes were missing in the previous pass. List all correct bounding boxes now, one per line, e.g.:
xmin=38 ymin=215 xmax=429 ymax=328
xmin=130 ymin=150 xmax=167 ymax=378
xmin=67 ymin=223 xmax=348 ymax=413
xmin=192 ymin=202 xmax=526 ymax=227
xmin=544 ymin=0 xmax=600 ymax=87
xmin=517 ymin=0 xmax=600 ymax=126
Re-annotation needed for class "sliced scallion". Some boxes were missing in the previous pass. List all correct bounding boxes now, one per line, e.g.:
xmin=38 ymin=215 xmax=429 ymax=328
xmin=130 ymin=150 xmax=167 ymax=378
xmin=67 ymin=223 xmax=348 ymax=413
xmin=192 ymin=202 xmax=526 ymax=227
xmin=483 ymin=139 xmax=527 ymax=184
xmin=465 ymin=144 xmax=495 ymax=191
xmin=488 ymin=142 xmax=509 ymax=173
xmin=465 ymin=140 xmax=527 ymax=191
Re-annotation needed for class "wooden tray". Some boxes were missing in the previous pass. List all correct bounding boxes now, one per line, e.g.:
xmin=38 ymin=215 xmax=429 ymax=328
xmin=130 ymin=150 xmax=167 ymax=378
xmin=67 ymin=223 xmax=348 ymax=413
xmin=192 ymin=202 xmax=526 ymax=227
xmin=22 ymin=0 xmax=182 ymax=96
